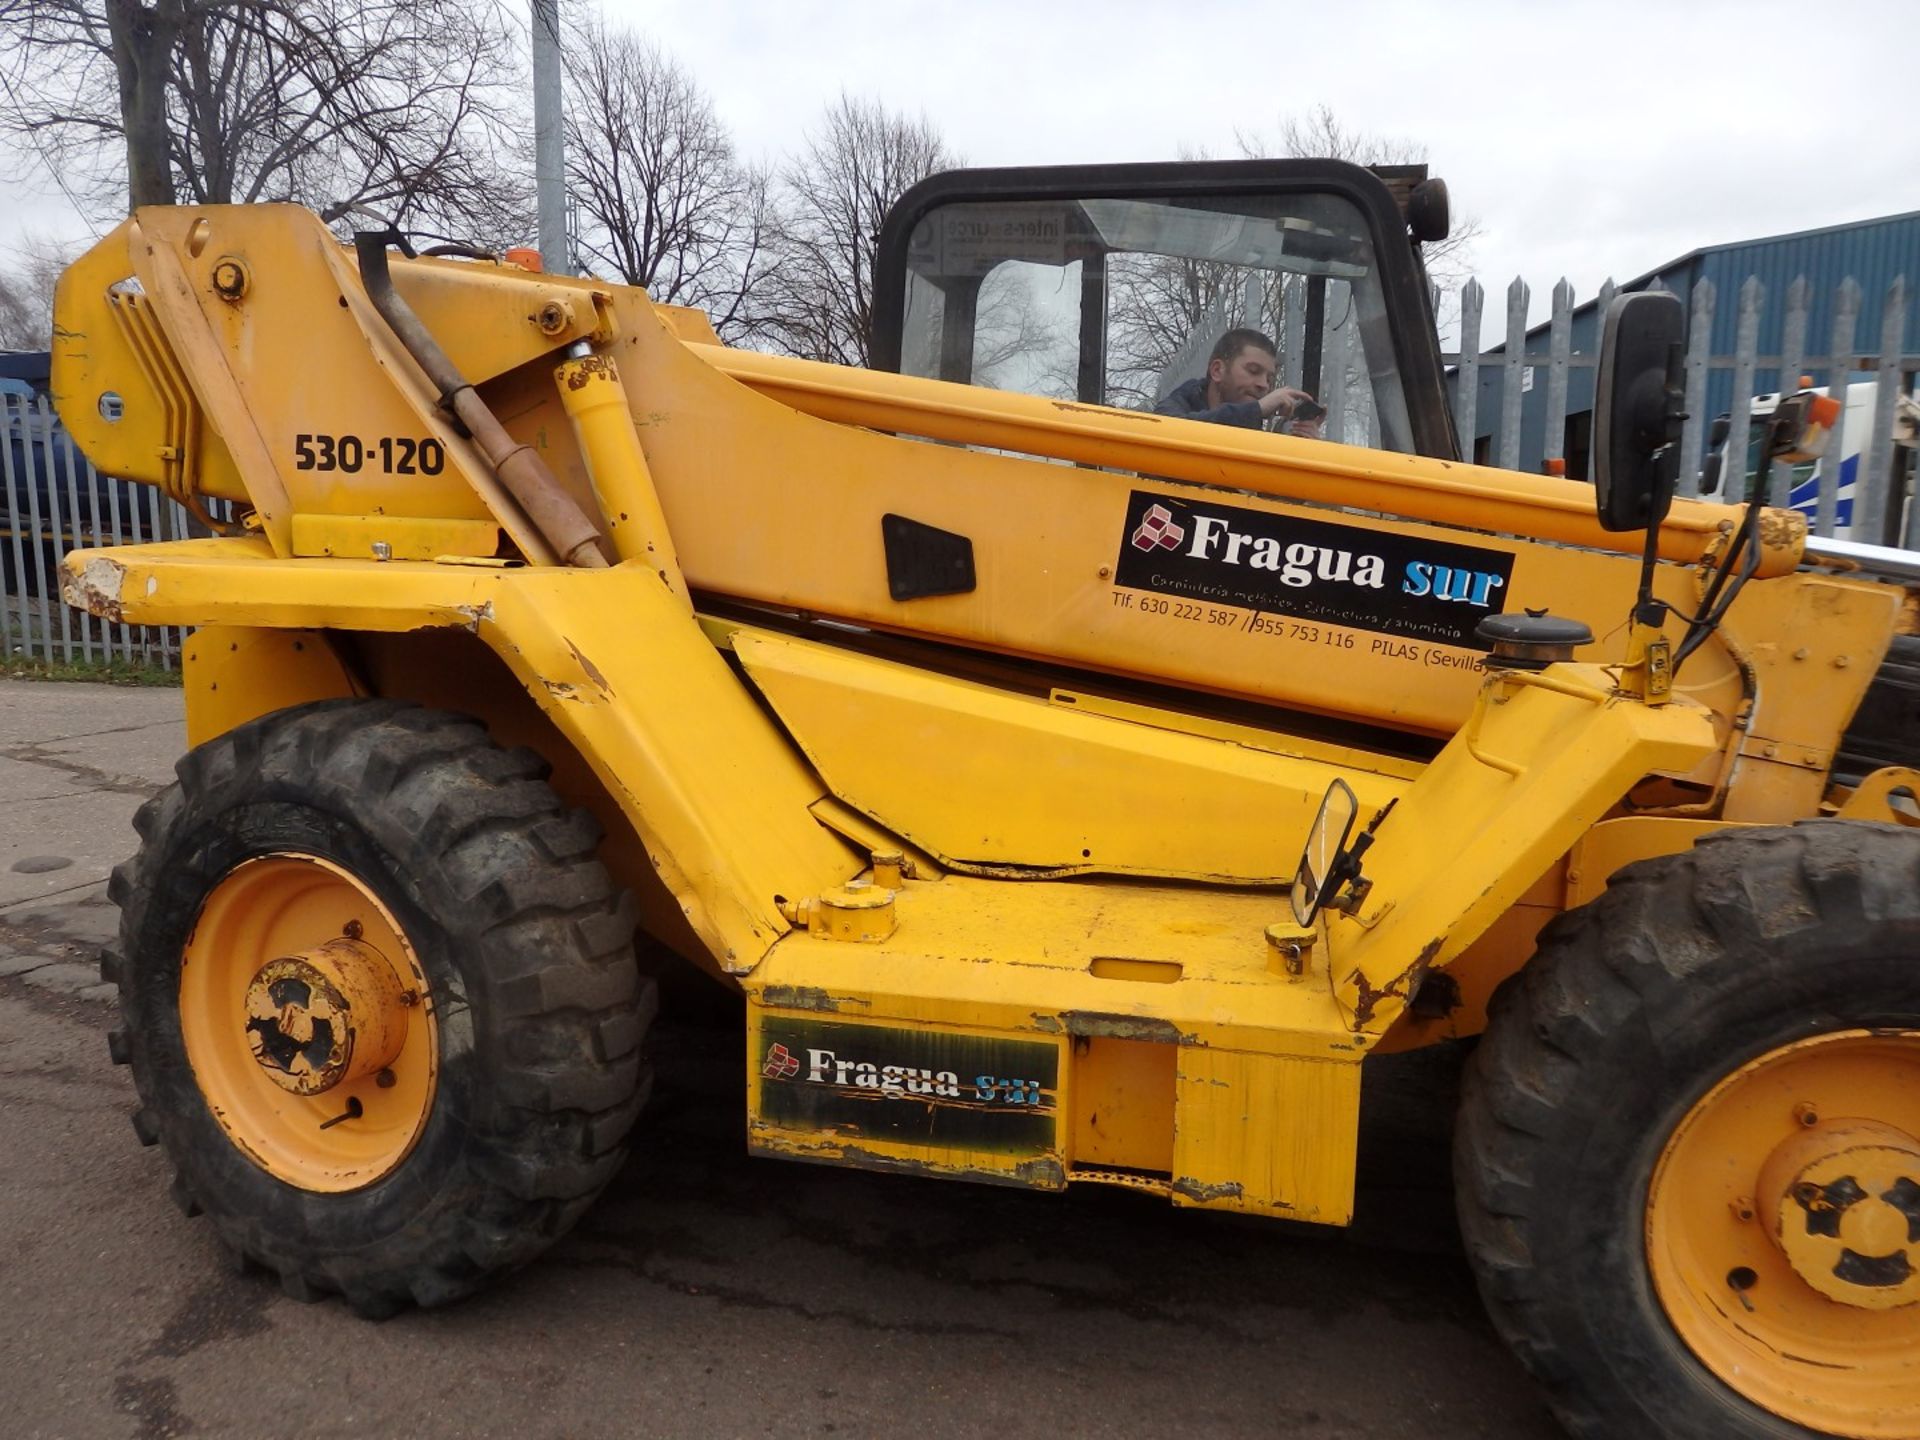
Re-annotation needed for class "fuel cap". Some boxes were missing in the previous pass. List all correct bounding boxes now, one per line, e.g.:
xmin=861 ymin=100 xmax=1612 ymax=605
xmin=1476 ymin=609 xmax=1594 ymax=669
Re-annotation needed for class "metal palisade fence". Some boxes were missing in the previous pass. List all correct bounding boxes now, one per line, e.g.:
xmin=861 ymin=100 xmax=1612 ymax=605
xmin=2 ymin=391 xmax=207 ymax=669
xmin=1446 ymin=272 xmax=1919 ymax=548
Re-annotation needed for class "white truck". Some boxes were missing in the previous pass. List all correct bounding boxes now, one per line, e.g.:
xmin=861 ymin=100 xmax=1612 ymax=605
xmin=1722 ymin=382 xmax=1906 ymax=542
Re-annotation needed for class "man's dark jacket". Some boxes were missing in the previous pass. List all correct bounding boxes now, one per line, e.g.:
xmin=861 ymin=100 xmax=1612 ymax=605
xmin=1153 ymin=377 xmax=1265 ymax=428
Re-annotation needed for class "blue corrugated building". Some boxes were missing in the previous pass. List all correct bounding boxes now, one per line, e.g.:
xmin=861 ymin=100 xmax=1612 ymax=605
xmin=1464 ymin=209 xmax=1920 ymax=477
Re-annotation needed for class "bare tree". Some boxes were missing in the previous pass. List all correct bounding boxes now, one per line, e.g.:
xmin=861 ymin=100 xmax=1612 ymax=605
xmin=1096 ymin=145 xmax=1262 ymax=409
xmin=0 ymin=0 xmax=527 ymax=239
xmin=755 ymin=93 xmax=956 ymax=367
xmin=1102 ymin=247 xmax=1253 ymax=410
xmin=1100 ymin=115 xmax=1483 ymax=417
xmin=1241 ymin=105 xmax=1482 ymax=287
xmin=970 ymin=265 xmax=1078 ymax=398
xmin=0 ymin=235 xmax=75 ymax=350
xmin=560 ymin=19 xmax=769 ymax=341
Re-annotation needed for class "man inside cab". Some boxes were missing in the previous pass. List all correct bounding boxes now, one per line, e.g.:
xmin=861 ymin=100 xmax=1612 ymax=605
xmin=1154 ymin=328 xmax=1323 ymax=438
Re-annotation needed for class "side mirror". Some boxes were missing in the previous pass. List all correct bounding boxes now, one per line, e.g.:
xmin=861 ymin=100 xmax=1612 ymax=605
xmin=1290 ymin=779 xmax=1359 ymax=926
xmin=1698 ymin=414 xmax=1732 ymax=495
xmin=1593 ymin=292 xmax=1686 ymax=531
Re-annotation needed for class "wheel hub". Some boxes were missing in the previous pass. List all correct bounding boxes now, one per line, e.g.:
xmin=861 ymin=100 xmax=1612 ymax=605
xmin=1757 ymin=1118 xmax=1920 ymax=1311
xmin=181 ymin=852 xmax=438 ymax=1192
xmin=243 ymin=937 xmax=409 ymax=1096
xmin=1645 ymin=1028 xmax=1920 ymax=1437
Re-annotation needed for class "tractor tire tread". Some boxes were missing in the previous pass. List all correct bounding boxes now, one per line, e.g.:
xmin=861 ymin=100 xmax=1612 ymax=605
xmin=109 ymin=700 xmax=655 ymax=1317
xmin=1455 ymin=820 xmax=1920 ymax=1440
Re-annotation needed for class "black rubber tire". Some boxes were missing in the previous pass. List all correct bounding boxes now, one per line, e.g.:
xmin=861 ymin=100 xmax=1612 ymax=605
xmin=1836 ymin=634 xmax=1920 ymax=779
xmin=1455 ymin=821 xmax=1920 ymax=1440
xmin=105 ymin=699 xmax=654 ymax=1317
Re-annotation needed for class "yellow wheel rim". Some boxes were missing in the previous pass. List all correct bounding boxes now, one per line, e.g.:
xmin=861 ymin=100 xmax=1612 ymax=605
xmin=1647 ymin=1030 xmax=1920 ymax=1438
xmin=180 ymin=854 xmax=439 ymax=1193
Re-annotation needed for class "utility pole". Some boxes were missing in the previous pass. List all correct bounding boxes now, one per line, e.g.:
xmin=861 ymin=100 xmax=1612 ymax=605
xmin=531 ymin=0 xmax=567 ymax=274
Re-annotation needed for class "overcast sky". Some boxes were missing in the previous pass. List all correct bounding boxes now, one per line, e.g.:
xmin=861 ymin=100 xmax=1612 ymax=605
xmin=6 ymin=0 xmax=1917 ymax=327
xmin=624 ymin=0 xmax=1920 ymax=318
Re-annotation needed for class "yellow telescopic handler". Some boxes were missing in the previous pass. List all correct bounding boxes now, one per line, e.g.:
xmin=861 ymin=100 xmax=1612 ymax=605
xmin=49 ymin=159 xmax=1920 ymax=1439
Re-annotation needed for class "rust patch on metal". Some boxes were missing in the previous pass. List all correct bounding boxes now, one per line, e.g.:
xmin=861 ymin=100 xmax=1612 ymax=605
xmin=759 ymin=984 xmax=867 ymax=1013
xmin=1172 ymin=1176 xmax=1244 ymax=1203
xmin=564 ymin=639 xmax=614 ymax=697
xmin=747 ymin=1130 xmax=1064 ymax=1190
xmin=561 ymin=351 xmax=617 ymax=390
xmin=1051 ymin=400 xmax=1160 ymax=424
xmin=1014 ymin=1156 xmax=1066 ymax=1189
xmin=832 ymin=1144 xmax=940 ymax=1177
xmin=944 ymin=858 xmax=1091 ymax=880
xmin=1757 ymin=505 xmax=1808 ymax=553
xmin=1347 ymin=938 xmax=1442 ymax=1029
xmin=1345 ymin=968 xmax=1405 ymax=1029
xmin=1061 ymin=1011 xmax=1183 ymax=1043
xmin=62 ymin=555 xmax=128 ymax=623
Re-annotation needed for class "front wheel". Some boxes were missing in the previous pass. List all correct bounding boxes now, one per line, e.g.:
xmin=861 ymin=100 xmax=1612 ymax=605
xmin=105 ymin=700 xmax=654 ymax=1315
xmin=1457 ymin=822 xmax=1920 ymax=1439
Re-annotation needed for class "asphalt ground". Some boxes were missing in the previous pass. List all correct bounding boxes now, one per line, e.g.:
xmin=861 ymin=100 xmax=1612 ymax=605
xmin=0 ymin=678 xmax=1562 ymax=1439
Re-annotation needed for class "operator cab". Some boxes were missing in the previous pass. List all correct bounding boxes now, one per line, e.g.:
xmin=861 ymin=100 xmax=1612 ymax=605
xmin=872 ymin=159 xmax=1458 ymax=459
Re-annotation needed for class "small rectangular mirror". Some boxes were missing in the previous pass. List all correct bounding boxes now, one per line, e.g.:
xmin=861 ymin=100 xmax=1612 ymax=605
xmin=1593 ymin=291 xmax=1685 ymax=531
xmin=1290 ymin=778 xmax=1359 ymax=926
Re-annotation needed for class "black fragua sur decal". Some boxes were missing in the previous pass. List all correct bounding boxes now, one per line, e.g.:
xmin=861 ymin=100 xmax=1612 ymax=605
xmin=1115 ymin=490 xmax=1515 ymax=649
xmin=757 ymin=1017 xmax=1059 ymax=1154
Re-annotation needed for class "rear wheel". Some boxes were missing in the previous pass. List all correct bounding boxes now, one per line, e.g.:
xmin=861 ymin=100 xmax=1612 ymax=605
xmin=104 ymin=700 xmax=653 ymax=1315
xmin=1457 ymin=822 xmax=1920 ymax=1439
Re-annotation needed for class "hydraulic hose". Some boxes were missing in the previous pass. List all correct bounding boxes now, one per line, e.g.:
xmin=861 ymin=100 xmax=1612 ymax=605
xmin=353 ymin=232 xmax=608 ymax=569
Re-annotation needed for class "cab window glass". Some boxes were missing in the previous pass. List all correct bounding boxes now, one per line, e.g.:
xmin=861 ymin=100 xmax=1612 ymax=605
xmin=895 ymin=191 xmax=1413 ymax=453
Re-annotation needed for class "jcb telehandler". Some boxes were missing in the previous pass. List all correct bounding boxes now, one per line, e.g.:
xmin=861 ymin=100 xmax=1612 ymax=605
xmin=50 ymin=159 xmax=1920 ymax=1439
